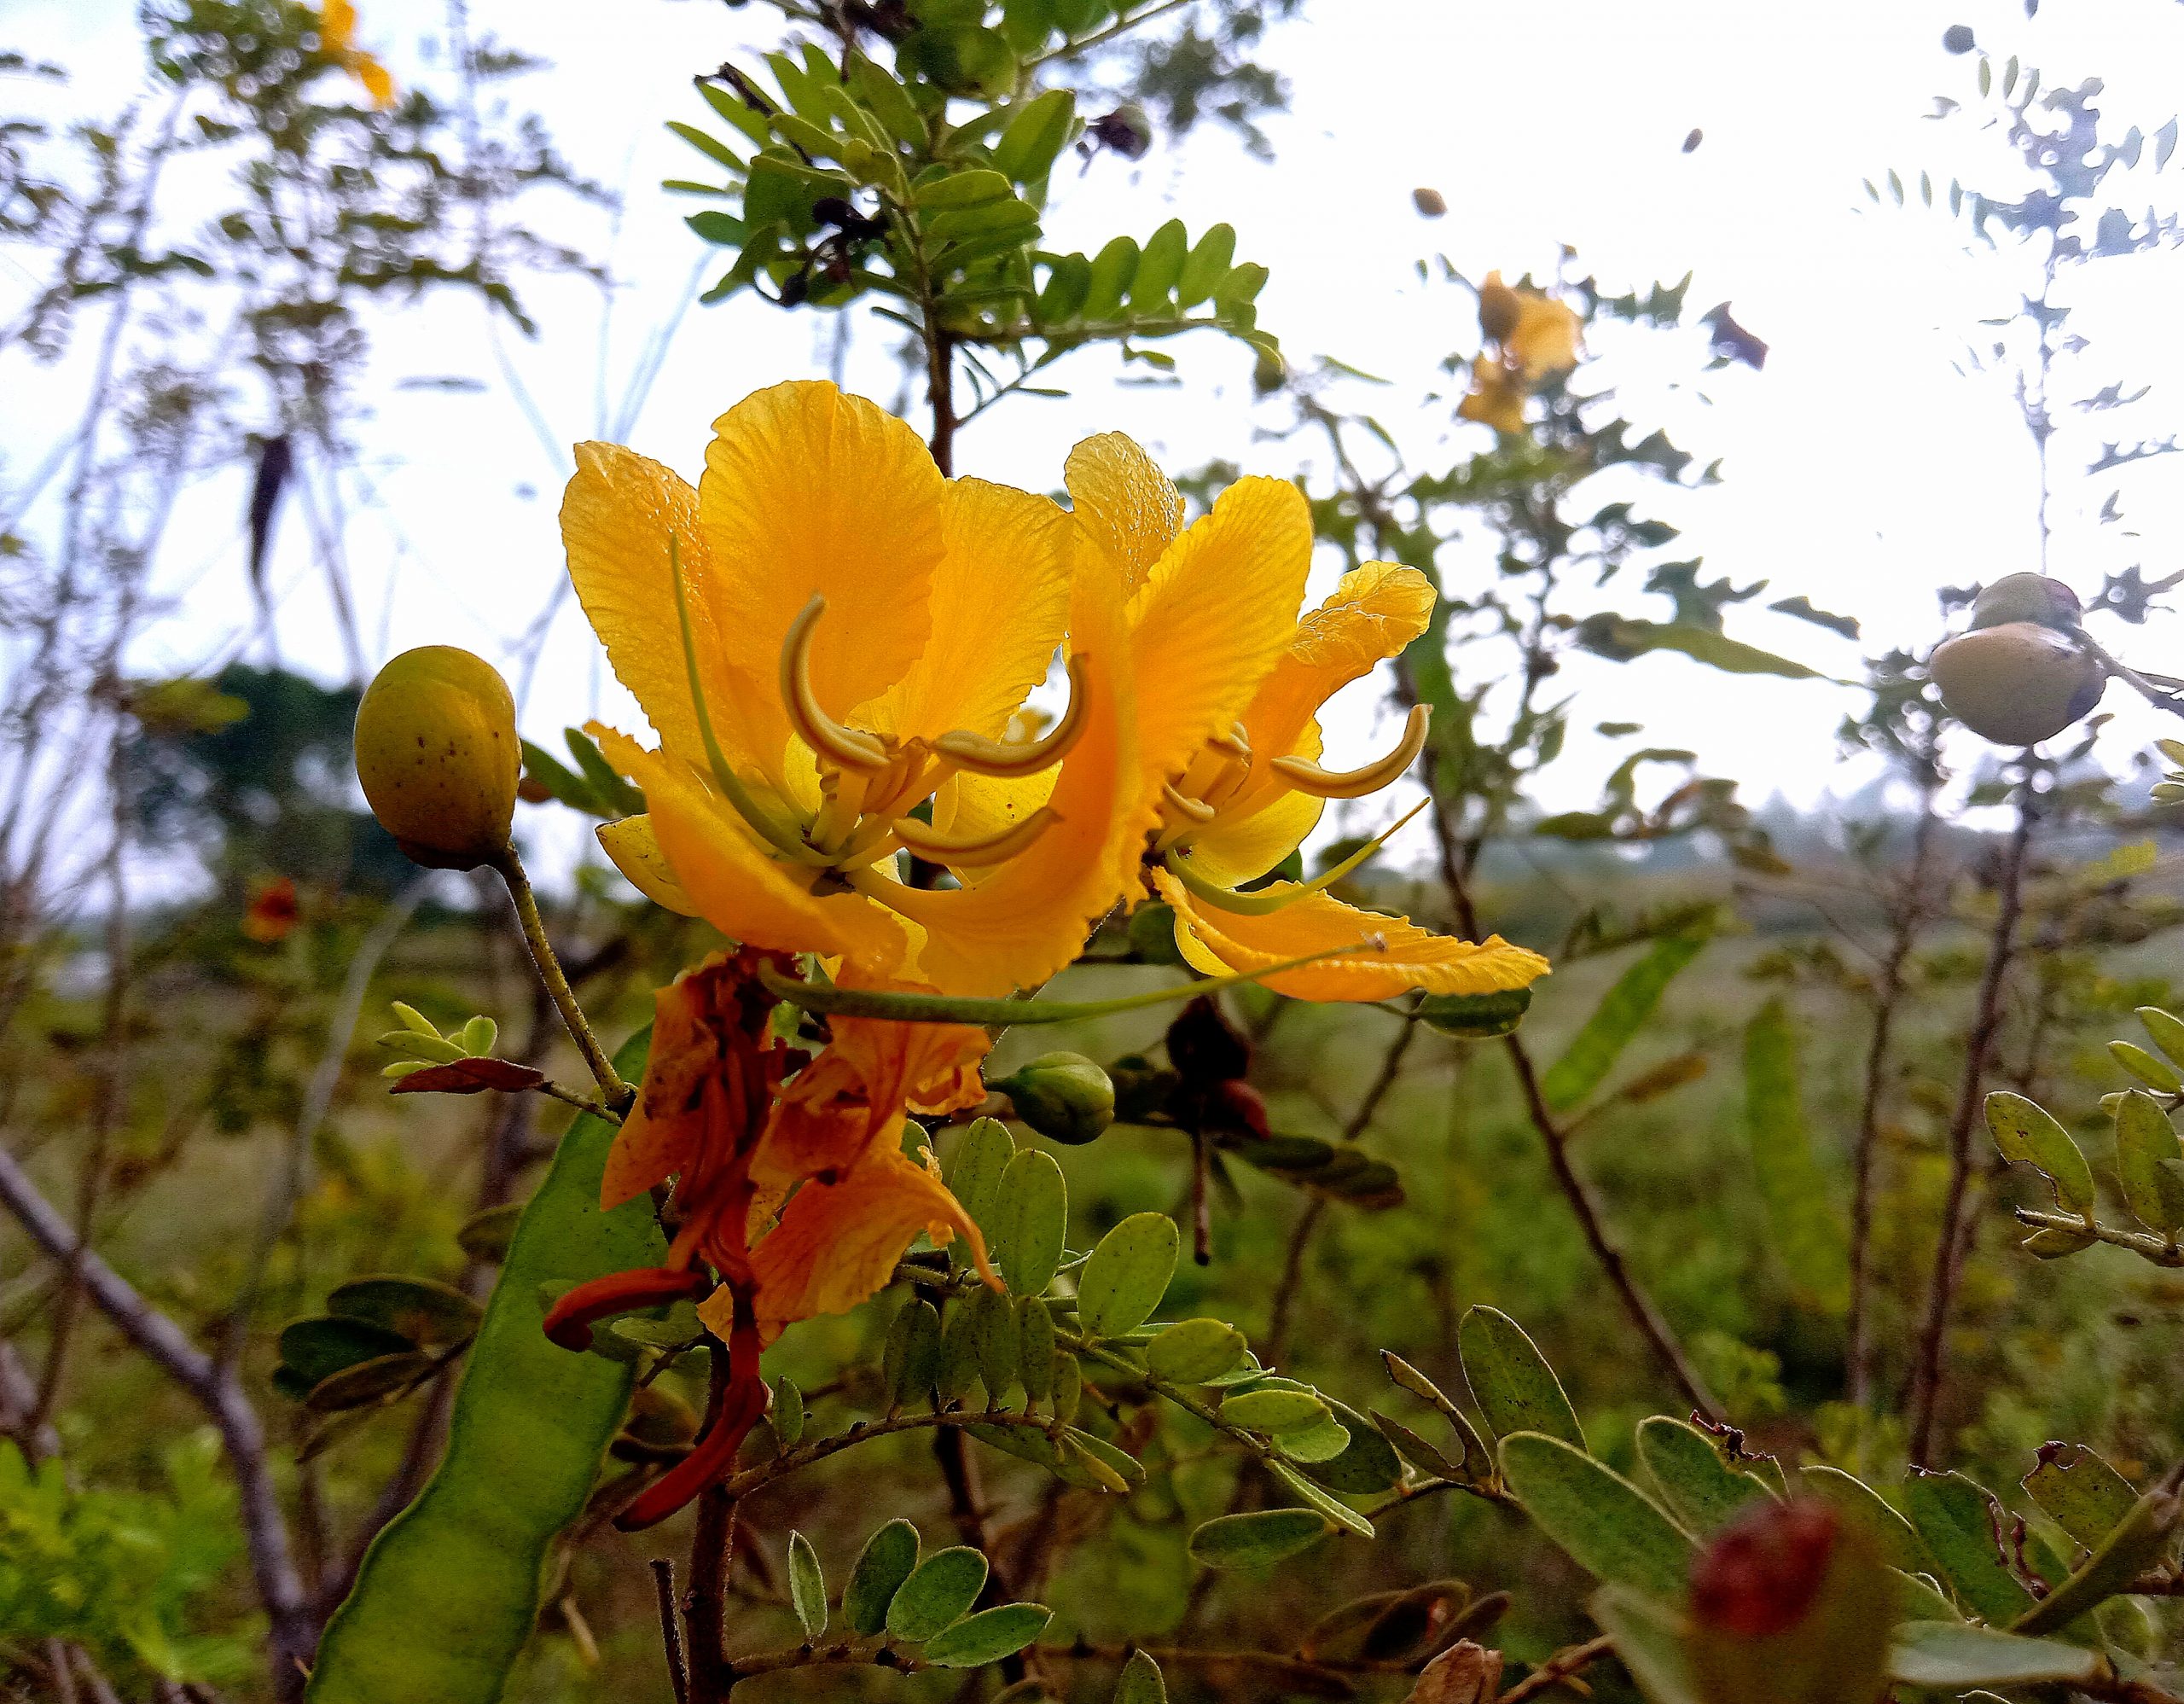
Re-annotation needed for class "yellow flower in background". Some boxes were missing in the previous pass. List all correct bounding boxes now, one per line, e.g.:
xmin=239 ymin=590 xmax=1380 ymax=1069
xmin=319 ymin=0 xmax=396 ymax=109
xmin=1460 ymin=270 xmax=1583 ymax=434
xmin=948 ymin=433 xmax=1551 ymax=1003
xmin=564 ymin=380 xmax=1141 ymax=996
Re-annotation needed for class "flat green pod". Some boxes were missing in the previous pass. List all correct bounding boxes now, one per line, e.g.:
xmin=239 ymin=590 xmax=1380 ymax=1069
xmin=306 ymin=1031 xmax=665 ymax=1704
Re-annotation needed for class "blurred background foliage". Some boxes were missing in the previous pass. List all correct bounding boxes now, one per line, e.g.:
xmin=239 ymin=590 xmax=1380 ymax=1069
xmin=9 ymin=2 xmax=2184 ymax=1701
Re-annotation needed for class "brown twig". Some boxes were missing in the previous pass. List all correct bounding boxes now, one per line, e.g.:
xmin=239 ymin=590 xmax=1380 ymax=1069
xmin=0 ymin=1141 xmax=314 ymax=1700
xmin=1501 ymin=1634 xmax=1613 ymax=1701
xmin=686 ymin=1345 xmax=739 ymax=1702
xmin=1908 ymin=767 xmax=2037 ymax=1467
xmin=1847 ymin=800 xmax=1937 ymax=1415
xmin=653 ymin=1558 xmax=691 ymax=1704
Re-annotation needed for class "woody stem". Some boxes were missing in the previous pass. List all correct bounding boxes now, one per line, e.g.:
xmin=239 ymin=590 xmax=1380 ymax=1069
xmin=491 ymin=845 xmax=631 ymax=1110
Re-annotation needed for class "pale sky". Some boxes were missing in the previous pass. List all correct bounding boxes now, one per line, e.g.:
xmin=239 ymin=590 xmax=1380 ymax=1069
xmin=12 ymin=0 xmax=2184 ymax=875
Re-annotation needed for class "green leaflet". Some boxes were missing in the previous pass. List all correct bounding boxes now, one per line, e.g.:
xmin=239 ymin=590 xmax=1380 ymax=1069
xmin=1742 ymin=1000 xmax=1850 ymax=1314
xmin=307 ymin=1032 xmax=664 ymax=1704
xmin=1540 ymin=934 xmax=1707 ymax=1112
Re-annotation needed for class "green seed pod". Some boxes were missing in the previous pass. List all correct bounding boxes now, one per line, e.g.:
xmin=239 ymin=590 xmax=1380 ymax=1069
xmin=354 ymin=646 xmax=520 ymax=869
xmin=1967 ymin=571 xmax=2082 ymax=633
xmin=1929 ymin=622 xmax=2105 ymax=747
xmin=996 ymin=1053 xmax=1114 ymax=1146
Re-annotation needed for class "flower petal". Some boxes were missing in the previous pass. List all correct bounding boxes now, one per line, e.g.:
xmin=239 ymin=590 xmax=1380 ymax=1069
xmin=597 ymin=726 xmax=914 ymax=975
xmin=752 ymin=1005 xmax=989 ymax=1192
xmin=1065 ymin=432 xmax=1182 ymax=598
xmin=857 ymin=478 xmax=1073 ymax=744
xmin=1152 ymin=869 xmax=1550 ymax=1003
xmin=600 ymin=962 xmax=724 ymax=1209
xmin=700 ymin=381 xmax=946 ymax=727
xmin=1187 ymin=784 xmax=1324 ymax=887
xmin=1128 ymin=474 xmax=1313 ymax=794
xmin=883 ymin=552 xmax=1152 ymax=993
xmin=746 ymin=1149 xmax=991 ymax=1335
xmin=562 ymin=440 xmax=781 ymax=778
xmin=596 ymin=815 xmax=700 ymax=916
xmin=1210 ymin=562 xmax=1437 ymax=840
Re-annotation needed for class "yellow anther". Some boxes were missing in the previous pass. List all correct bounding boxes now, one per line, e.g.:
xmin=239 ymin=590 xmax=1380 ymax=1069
xmin=1208 ymin=723 xmax=1252 ymax=759
xmin=781 ymin=595 xmax=891 ymax=774
xmin=894 ymin=806 xmax=1062 ymax=868
xmin=933 ymin=654 xmax=1091 ymax=778
xmin=1269 ymin=704 xmax=1430 ymax=800
xmin=1161 ymin=782 xmax=1217 ymax=824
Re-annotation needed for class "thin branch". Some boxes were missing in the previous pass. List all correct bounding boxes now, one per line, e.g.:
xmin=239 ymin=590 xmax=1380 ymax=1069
xmin=1908 ymin=769 xmax=2037 ymax=1467
xmin=1500 ymin=1635 xmax=1614 ymax=1702
xmin=652 ymin=1559 xmax=691 ymax=1704
xmin=0 ymin=1141 xmax=314 ymax=1700
xmin=1847 ymin=800 xmax=1938 ymax=1416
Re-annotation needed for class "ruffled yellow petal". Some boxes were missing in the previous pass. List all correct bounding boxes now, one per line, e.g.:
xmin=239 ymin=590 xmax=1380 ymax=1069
xmin=699 ymin=381 xmax=945 ymax=728
xmin=886 ymin=551 xmax=1150 ymax=993
xmin=1152 ymin=869 xmax=1550 ymax=1003
xmin=745 ymin=1149 xmax=991 ymax=1335
xmin=1064 ymin=432 xmax=1182 ymax=598
xmin=597 ymin=726 xmax=914 ymax=976
xmin=561 ymin=442 xmax=778 ymax=777
xmin=1187 ymin=784 xmax=1324 ymax=887
xmin=1210 ymin=562 xmax=1437 ymax=839
xmin=596 ymin=815 xmax=700 ymax=916
xmin=857 ymin=478 xmax=1072 ymax=745
xmin=1127 ymin=474 xmax=1313 ymax=795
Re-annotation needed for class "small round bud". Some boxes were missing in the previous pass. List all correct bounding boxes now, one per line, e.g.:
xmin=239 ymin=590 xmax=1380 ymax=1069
xmin=1967 ymin=571 xmax=2082 ymax=633
xmin=354 ymin=645 xmax=520 ymax=869
xmin=1127 ymin=900 xmax=1188 ymax=965
xmin=1477 ymin=271 xmax=1522 ymax=343
xmin=1692 ymin=1501 xmax=1838 ymax=1638
xmin=1930 ymin=621 xmax=2106 ymax=746
xmin=1412 ymin=187 xmax=1447 ymax=218
xmin=997 ymin=1053 xmax=1114 ymax=1146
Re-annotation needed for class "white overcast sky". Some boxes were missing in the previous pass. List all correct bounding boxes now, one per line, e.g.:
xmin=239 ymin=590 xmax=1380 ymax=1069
xmin=13 ymin=0 xmax=2184 ymax=858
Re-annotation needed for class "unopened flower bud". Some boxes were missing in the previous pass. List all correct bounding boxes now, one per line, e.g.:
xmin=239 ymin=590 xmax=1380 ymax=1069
xmin=1477 ymin=270 xmax=1522 ymax=343
xmin=997 ymin=1052 xmax=1114 ymax=1146
xmin=1089 ymin=104 xmax=1153 ymax=160
xmin=354 ymin=645 xmax=520 ymax=869
xmin=1930 ymin=621 xmax=2105 ymax=746
xmin=1967 ymin=571 xmax=2082 ymax=633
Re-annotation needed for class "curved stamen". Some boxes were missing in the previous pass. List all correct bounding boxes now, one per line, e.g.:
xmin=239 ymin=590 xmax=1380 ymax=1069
xmin=1209 ymin=722 xmax=1252 ymax=759
xmin=670 ymin=537 xmax=830 ymax=868
xmin=1163 ymin=797 xmax=1430 ymax=916
xmin=781 ymin=595 xmax=891 ymax=774
xmin=1161 ymin=782 xmax=1217 ymax=824
xmin=933 ymin=654 xmax=1092 ymax=778
xmin=1269 ymin=704 xmax=1431 ymax=800
xmin=894 ymin=805 xmax=1062 ymax=869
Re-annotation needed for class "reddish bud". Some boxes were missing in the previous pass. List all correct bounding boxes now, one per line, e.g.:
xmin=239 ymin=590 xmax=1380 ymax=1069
xmin=1691 ymin=1500 xmax=1839 ymax=1640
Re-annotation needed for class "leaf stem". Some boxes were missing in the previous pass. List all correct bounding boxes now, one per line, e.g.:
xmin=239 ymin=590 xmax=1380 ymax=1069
xmin=492 ymin=845 xmax=631 ymax=1109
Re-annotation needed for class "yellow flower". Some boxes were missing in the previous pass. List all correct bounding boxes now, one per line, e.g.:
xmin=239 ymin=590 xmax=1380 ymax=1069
xmin=318 ymin=0 xmax=396 ymax=109
xmin=1046 ymin=434 xmax=1552 ymax=1003
xmin=564 ymin=380 xmax=1142 ymax=996
xmin=1460 ymin=272 xmax=1583 ymax=433
xmin=1456 ymin=352 xmax=1531 ymax=435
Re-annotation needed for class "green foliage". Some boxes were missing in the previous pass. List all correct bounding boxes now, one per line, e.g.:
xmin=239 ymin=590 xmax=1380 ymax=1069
xmin=1458 ymin=1306 xmax=1584 ymax=1451
xmin=1185 ymin=1508 xmax=1331 ymax=1569
xmin=1540 ymin=933 xmax=1708 ymax=1112
xmin=787 ymin=1532 xmax=827 ymax=1639
xmin=1740 ymin=1000 xmax=1849 ymax=1313
xmin=1497 ymin=1432 xmax=1693 ymax=1602
xmin=1634 ymin=1416 xmax=1772 ymax=1536
xmin=1075 ymin=1211 xmax=1179 ymax=1336
xmin=845 ymin=1519 xmax=921 ymax=1636
xmin=0 ymin=1432 xmax=251 ymax=1688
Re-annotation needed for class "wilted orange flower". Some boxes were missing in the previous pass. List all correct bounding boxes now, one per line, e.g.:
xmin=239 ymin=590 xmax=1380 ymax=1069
xmin=241 ymin=875 xmax=299 ymax=944
xmin=318 ymin=0 xmax=395 ymax=109
xmin=542 ymin=948 xmax=995 ymax=1528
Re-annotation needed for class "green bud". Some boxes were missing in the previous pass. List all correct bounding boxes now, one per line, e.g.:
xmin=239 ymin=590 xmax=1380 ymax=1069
xmin=997 ymin=1053 xmax=1114 ymax=1146
xmin=354 ymin=646 xmax=520 ymax=869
